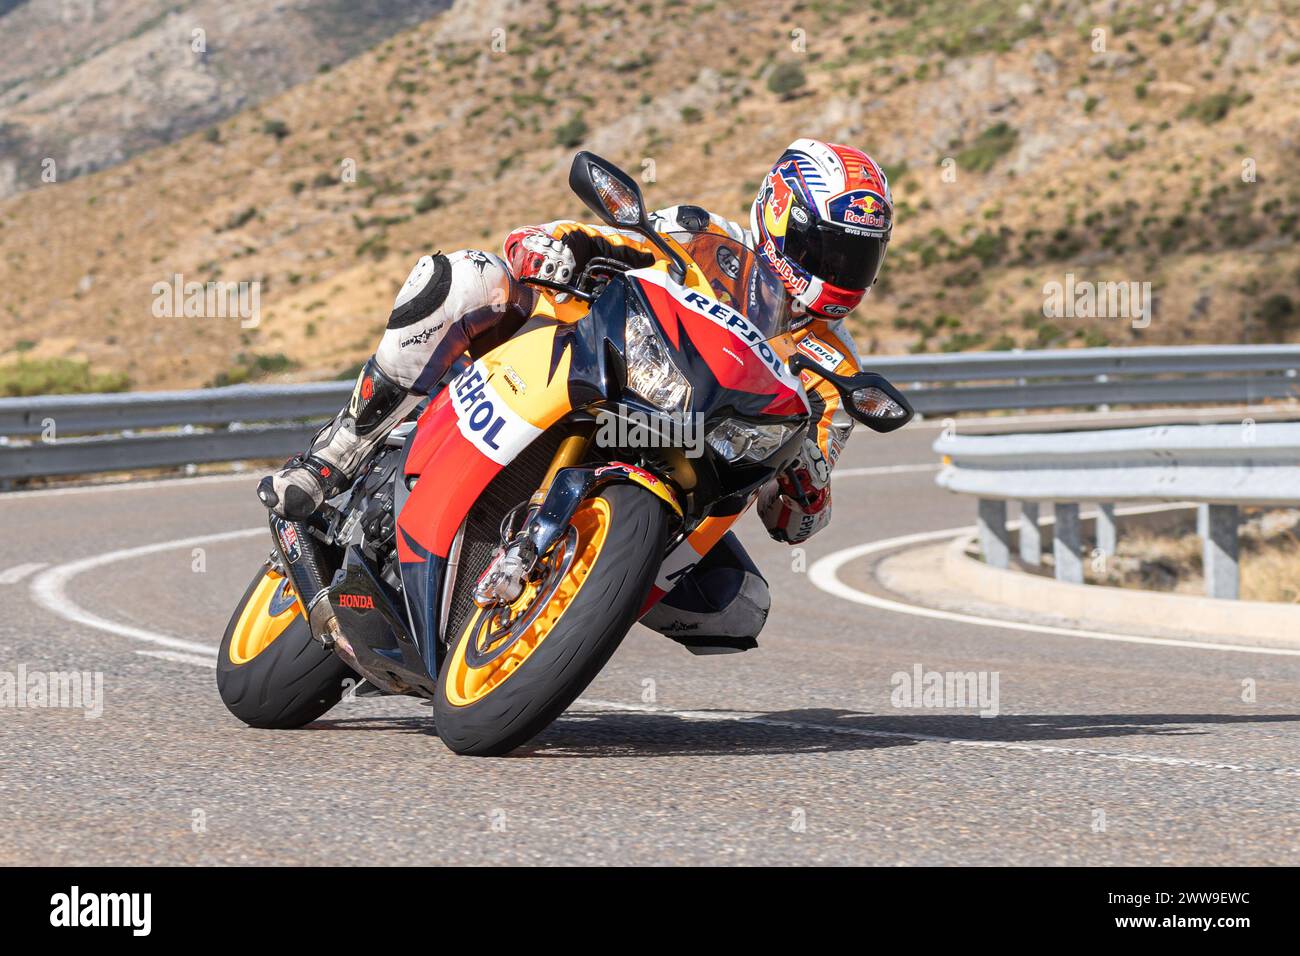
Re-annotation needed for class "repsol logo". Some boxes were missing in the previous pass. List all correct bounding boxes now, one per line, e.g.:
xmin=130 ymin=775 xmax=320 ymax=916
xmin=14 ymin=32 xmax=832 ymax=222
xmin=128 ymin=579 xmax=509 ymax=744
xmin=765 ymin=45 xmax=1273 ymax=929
xmin=451 ymin=365 xmax=506 ymax=451
xmin=338 ymin=593 xmax=375 ymax=610
xmin=449 ymin=361 xmax=541 ymax=465
xmin=796 ymin=335 xmax=844 ymax=372
xmin=680 ymin=290 xmax=790 ymax=382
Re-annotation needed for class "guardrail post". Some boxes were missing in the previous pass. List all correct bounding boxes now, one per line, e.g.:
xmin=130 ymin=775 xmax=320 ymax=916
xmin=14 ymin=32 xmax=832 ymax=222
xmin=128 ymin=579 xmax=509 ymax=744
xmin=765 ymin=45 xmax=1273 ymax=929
xmin=977 ymin=499 xmax=1009 ymax=569
xmin=1019 ymin=501 xmax=1041 ymax=566
xmin=1053 ymin=503 xmax=1083 ymax=583
xmin=1096 ymin=503 xmax=1117 ymax=556
xmin=1200 ymin=503 xmax=1239 ymax=600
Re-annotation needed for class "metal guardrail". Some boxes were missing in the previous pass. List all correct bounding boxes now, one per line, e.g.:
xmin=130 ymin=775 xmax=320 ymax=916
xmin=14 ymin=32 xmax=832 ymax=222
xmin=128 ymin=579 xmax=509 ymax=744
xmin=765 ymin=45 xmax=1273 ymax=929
xmin=0 ymin=382 xmax=351 ymax=437
xmin=3 ymin=344 xmax=1299 ymax=484
xmin=0 ymin=382 xmax=352 ymax=481
xmin=873 ymin=344 xmax=1300 ymax=414
xmin=934 ymin=422 xmax=1300 ymax=599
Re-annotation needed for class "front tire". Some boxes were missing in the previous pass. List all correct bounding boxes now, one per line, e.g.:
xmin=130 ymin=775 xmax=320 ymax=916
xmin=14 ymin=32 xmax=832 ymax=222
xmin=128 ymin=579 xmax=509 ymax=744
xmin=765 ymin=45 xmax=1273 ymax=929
xmin=216 ymin=564 xmax=355 ymax=729
xmin=434 ymin=484 xmax=668 ymax=756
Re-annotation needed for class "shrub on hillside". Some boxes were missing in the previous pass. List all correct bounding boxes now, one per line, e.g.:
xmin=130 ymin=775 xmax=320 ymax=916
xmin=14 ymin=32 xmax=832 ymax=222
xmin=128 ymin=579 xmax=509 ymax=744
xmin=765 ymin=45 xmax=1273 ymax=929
xmin=262 ymin=119 xmax=290 ymax=141
xmin=0 ymin=358 xmax=130 ymax=397
xmin=767 ymin=62 xmax=807 ymax=100
xmin=554 ymin=115 xmax=588 ymax=148
xmin=1261 ymin=294 xmax=1296 ymax=341
xmin=1181 ymin=91 xmax=1247 ymax=125
xmin=955 ymin=122 xmax=1019 ymax=173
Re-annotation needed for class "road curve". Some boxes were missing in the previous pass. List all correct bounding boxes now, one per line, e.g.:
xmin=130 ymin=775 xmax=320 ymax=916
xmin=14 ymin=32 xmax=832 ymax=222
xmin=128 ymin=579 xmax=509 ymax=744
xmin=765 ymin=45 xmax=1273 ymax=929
xmin=2 ymin=415 xmax=1298 ymax=865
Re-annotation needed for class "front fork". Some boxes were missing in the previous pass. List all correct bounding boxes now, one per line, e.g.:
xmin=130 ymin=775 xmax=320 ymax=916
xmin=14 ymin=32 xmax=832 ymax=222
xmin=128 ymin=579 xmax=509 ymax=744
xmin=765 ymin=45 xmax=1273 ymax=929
xmin=471 ymin=426 xmax=683 ymax=609
xmin=471 ymin=426 xmax=592 ymax=609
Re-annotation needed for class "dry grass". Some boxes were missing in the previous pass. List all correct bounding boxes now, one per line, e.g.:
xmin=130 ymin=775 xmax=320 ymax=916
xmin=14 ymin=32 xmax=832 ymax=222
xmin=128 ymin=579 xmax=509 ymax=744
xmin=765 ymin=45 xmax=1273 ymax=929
xmin=1086 ymin=508 xmax=1300 ymax=603
xmin=3 ymin=0 xmax=1298 ymax=390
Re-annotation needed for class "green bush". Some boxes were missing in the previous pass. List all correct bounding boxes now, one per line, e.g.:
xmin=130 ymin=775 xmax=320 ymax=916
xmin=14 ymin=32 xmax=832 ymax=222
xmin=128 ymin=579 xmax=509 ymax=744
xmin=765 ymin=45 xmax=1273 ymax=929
xmin=207 ymin=353 xmax=298 ymax=388
xmin=955 ymin=122 xmax=1019 ymax=173
xmin=262 ymin=119 xmax=290 ymax=141
xmin=963 ymin=230 xmax=1008 ymax=267
xmin=767 ymin=62 xmax=807 ymax=99
xmin=1180 ymin=92 xmax=1235 ymax=124
xmin=414 ymin=189 xmax=443 ymax=214
xmin=223 ymin=206 xmax=257 ymax=230
xmin=0 ymin=358 xmax=130 ymax=397
xmin=942 ymin=331 xmax=986 ymax=352
xmin=554 ymin=116 xmax=589 ymax=148
xmin=1260 ymin=294 xmax=1297 ymax=340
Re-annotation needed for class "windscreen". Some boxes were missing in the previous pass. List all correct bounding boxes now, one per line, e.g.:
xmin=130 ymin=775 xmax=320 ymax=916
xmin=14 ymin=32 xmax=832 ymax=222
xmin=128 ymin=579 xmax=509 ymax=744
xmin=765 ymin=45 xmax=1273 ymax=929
xmin=676 ymin=232 xmax=794 ymax=339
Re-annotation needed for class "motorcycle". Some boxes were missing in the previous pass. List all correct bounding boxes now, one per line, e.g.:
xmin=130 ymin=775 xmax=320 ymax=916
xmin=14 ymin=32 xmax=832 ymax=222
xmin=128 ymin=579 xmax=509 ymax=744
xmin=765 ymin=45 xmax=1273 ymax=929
xmin=217 ymin=151 xmax=913 ymax=756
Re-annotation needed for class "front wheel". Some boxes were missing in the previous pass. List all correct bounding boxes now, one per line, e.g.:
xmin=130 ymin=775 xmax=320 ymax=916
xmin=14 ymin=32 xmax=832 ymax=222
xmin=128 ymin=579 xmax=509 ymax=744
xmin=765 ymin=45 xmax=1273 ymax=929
xmin=434 ymin=484 xmax=668 ymax=756
xmin=216 ymin=563 xmax=356 ymax=729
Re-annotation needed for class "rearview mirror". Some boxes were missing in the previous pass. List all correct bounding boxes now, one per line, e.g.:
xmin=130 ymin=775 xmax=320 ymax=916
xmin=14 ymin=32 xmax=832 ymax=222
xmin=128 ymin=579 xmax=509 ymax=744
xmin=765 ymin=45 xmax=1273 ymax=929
xmin=569 ymin=151 xmax=645 ymax=228
xmin=788 ymin=353 xmax=914 ymax=432
xmin=567 ymin=150 xmax=689 ymax=282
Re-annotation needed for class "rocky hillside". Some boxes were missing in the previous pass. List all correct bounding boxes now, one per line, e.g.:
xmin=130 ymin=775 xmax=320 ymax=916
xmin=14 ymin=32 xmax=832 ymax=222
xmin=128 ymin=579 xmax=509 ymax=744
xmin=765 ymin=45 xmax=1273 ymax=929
xmin=0 ymin=0 xmax=450 ymax=198
xmin=1 ymin=0 xmax=1298 ymax=394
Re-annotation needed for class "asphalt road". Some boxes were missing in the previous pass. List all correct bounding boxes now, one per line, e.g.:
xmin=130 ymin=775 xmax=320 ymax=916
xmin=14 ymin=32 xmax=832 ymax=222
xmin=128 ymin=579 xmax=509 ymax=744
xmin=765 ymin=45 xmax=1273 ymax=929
xmin=2 ymin=410 xmax=1299 ymax=865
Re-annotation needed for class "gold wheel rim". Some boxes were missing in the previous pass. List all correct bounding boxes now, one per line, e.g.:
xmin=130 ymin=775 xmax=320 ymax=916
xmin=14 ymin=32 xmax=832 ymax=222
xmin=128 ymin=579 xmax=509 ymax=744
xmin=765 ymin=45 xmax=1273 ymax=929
xmin=443 ymin=498 xmax=612 ymax=707
xmin=228 ymin=569 xmax=300 ymax=664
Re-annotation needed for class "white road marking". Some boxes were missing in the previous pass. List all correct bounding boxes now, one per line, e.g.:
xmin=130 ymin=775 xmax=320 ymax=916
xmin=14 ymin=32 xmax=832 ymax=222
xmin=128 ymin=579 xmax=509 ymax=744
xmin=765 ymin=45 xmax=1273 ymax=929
xmin=808 ymin=520 xmax=1300 ymax=657
xmin=29 ymin=528 xmax=265 ymax=656
xmin=834 ymin=463 xmax=939 ymax=477
xmin=0 ymin=562 xmax=47 ymax=584
xmin=576 ymin=699 xmax=1300 ymax=777
xmin=137 ymin=649 xmax=217 ymax=667
xmin=0 ymin=471 xmax=254 ymax=501
xmin=28 ymin=524 xmax=1300 ymax=777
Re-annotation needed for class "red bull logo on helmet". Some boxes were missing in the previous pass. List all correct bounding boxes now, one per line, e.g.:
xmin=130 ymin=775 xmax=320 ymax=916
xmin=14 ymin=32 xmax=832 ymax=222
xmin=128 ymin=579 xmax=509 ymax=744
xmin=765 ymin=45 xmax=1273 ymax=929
xmin=760 ymin=238 xmax=810 ymax=295
xmin=761 ymin=160 xmax=809 ymax=240
xmin=837 ymin=190 xmax=889 ymax=230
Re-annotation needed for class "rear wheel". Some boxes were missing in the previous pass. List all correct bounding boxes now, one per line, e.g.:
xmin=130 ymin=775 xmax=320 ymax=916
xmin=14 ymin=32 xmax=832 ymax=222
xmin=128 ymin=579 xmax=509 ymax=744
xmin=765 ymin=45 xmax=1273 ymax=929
xmin=434 ymin=484 xmax=667 ymax=756
xmin=216 ymin=563 xmax=355 ymax=729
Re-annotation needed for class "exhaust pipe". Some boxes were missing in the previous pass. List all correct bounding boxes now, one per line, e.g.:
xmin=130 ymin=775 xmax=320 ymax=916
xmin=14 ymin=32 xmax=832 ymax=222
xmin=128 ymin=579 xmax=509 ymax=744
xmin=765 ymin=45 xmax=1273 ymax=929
xmin=268 ymin=514 xmax=340 ymax=647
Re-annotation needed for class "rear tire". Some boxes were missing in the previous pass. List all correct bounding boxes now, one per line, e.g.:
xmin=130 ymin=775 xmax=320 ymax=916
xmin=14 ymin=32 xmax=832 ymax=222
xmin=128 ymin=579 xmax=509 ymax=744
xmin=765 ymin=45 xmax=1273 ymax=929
xmin=434 ymin=484 xmax=667 ymax=756
xmin=216 ymin=564 xmax=355 ymax=729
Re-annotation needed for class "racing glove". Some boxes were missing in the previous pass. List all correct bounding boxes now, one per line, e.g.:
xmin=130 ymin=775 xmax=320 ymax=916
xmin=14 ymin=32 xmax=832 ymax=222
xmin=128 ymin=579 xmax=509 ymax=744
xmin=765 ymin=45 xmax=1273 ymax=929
xmin=757 ymin=437 xmax=833 ymax=544
xmin=504 ymin=226 xmax=578 ymax=284
xmin=504 ymin=224 xmax=657 ymax=287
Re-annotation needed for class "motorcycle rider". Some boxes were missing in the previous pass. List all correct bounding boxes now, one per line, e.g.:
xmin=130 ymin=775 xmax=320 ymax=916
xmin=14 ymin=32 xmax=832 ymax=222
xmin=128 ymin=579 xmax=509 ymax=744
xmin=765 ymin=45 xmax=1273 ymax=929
xmin=258 ymin=138 xmax=893 ymax=653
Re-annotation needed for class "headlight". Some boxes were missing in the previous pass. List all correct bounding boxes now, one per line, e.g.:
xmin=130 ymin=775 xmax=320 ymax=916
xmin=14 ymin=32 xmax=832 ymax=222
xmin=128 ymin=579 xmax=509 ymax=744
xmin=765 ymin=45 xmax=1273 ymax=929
xmin=625 ymin=299 xmax=691 ymax=414
xmin=706 ymin=418 xmax=799 ymax=463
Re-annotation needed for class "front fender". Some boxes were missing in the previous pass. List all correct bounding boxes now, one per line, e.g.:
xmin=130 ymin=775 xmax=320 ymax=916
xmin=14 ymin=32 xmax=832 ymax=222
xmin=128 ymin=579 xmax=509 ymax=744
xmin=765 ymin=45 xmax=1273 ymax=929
xmin=523 ymin=462 xmax=682 ymax=562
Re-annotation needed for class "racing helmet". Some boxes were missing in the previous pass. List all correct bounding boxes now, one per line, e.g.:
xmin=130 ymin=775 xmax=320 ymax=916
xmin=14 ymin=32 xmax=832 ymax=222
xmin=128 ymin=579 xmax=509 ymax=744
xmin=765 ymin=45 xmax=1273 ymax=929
xmin=750 ymin=138 xmax=893 ymax=323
